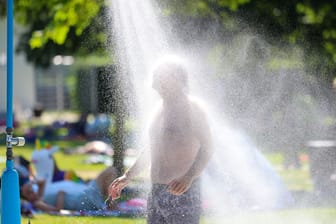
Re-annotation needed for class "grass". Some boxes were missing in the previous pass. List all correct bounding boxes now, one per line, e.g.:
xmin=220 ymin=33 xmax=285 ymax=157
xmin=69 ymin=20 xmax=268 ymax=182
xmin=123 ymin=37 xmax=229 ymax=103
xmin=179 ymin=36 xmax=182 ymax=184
xmin=0 ymin=141 xmax=106 ymax=179
xmin=0 ymin=141 xmax=313 ymax=190
xmin=205 ymin=208 xmax=336 ymax=224
xmin=0 ymin=137 xmax=334 ymax=223
xmin=21 ymin=208 xmax=336 ymax=224
xmin=22 ymin=216 xmax=146 ymax=224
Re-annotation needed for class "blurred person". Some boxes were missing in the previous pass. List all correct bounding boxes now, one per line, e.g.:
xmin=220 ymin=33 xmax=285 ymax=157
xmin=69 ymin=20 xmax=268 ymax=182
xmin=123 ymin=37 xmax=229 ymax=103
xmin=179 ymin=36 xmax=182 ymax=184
xmin=20 ymin=167 xmax=118 ymax=212
xmin=85 ymin=113 xmax=112 ymax=142
xmin=108 ymin=59 xmax=214 ymax=224
xmin=31 ymin=141 xmax=83 ymax=183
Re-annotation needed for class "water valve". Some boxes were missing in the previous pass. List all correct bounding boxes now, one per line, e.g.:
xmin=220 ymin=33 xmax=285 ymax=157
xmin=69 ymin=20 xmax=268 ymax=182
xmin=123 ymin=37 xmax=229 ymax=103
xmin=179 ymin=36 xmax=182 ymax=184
xmin=6 ymin=135 xmax=25 ymax=147
xmin=10 ymin=137 xmax=25 ymax=147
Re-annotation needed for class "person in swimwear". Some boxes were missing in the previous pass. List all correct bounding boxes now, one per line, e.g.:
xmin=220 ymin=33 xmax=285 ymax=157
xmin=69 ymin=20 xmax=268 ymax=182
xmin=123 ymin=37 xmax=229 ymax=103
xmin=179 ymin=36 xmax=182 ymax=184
xmin=108 ymin=59 xmax=214 ymax=223
xmin=20 ymin=166 xmax=118 ymax=212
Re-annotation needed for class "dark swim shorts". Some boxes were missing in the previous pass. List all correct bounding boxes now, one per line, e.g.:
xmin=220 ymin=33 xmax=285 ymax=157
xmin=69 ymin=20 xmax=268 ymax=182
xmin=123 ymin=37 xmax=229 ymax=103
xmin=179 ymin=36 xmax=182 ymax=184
xmin=147 ymin=179 xmax=201 ymax=224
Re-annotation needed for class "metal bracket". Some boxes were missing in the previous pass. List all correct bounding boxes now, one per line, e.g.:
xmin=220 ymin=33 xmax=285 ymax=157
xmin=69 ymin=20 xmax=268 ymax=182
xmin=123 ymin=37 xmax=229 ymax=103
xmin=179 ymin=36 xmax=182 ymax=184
xmin=7 ymin=135 xmax=25 ymax=147
xmin=6 ymin=128 xmax=25 ymax=147
xmin=5 ymin=132 xmax=25 ymax=160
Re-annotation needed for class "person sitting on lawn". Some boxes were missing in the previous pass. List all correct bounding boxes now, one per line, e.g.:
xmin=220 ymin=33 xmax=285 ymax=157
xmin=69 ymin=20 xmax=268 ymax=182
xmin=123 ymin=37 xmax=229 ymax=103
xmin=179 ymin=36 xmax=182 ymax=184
xmin=31 ymin=140 xmax=83 ymax=183
xmin=20 ymin=166 xmax=118 ymax=212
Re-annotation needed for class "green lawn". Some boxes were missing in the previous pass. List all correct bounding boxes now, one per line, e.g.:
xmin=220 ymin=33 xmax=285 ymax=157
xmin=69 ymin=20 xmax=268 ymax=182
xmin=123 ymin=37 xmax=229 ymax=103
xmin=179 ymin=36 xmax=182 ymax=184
xmin=266 ymin=151 xmax=313 ymax=191
xmin=0 ymin=139 xmax=334 ymax=223
xmin=22 ymin=216 xmax=146 ymax=224
xmin=0 ymin=141 xmax=106 ymax=179
xmin=1 ymin=142 xmax=313 ymax=190
xmin=21 ymin=208 xmax=336 ymax=224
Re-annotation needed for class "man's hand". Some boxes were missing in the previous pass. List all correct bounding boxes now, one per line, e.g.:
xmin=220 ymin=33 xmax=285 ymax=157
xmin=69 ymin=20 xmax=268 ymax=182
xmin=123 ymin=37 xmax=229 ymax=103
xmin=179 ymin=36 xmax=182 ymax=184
xmin=108 ymin=175 xmax=129 ymax=200
xmin=167 ymin=175 xmax=193 ymax=195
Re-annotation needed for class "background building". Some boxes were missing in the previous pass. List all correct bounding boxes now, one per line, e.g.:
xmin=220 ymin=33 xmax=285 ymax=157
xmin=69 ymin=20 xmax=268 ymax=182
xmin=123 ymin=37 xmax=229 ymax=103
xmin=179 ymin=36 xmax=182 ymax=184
xmin=0 ymin=19 xmax=35 ymax=120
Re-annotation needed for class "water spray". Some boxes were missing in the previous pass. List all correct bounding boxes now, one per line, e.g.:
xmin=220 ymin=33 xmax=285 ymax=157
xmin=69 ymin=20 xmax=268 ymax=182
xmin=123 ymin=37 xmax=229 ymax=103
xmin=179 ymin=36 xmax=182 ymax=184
xmin=1 ymin=0 xmax=25 ymax=223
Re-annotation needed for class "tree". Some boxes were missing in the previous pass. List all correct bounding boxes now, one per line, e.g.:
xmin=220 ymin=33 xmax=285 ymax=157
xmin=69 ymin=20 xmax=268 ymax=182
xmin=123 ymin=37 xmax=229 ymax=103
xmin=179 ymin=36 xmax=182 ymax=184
xmin=157 ymin=0 xmax=336 ymax=80
xmin=2 ymin=0 xmax=336 ymax=75
xmin=2 ymin=0 xmax=336 ymax=173
xmin=0 ymin=0 xmax=108 ymax=68
xmin=1 ymin=0 xmax=130 ymax=175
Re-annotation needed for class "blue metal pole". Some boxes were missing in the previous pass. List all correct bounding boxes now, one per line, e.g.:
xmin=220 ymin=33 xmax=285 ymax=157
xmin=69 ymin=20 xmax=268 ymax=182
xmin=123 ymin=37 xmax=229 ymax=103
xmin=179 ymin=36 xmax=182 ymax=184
xmin=6 ymin=0 xmax=13 ymax=129
xmin=1 ymin=1 xmax=23 ymax=223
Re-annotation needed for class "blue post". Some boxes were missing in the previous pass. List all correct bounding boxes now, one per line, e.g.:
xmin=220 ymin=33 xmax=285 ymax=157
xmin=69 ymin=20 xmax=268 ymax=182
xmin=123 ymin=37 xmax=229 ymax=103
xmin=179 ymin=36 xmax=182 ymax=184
xmin=6 ymin=0 xmax=13 ymax=129
xmin=1 ymin=1 xmax=25 ymax=223
xmin=1 ymin=161 xmax=21 ymax=224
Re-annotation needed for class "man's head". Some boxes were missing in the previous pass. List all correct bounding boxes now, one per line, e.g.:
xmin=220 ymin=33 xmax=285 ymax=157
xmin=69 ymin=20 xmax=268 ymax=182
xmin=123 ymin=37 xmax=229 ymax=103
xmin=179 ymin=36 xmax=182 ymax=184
xmin=152 ymin=60 xmax=188 ymax=99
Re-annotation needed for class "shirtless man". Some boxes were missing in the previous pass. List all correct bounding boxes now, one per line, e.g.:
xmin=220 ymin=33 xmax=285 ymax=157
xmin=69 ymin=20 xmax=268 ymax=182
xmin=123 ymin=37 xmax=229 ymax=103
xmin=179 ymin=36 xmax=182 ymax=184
xmin=108 ymin=60 xmax=214 ymax=223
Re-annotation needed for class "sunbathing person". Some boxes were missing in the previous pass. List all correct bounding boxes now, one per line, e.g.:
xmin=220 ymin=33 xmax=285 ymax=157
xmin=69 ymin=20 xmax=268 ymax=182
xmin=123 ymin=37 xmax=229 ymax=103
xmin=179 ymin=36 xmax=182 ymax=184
xmin=20 ymin=166 xmax=118 ymax=212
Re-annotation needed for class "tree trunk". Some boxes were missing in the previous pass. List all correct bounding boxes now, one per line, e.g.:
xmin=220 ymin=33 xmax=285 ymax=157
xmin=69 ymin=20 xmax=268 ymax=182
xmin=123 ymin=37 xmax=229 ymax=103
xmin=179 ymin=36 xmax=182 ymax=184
xmin=97 ymin=65 xmax=128 ymax=176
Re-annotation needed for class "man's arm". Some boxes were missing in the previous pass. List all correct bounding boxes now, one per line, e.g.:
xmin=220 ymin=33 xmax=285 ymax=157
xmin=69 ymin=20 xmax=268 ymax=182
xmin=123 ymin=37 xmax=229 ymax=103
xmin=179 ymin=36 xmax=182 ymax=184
xmin=108 ymin=149 xmax=150 ymax=200
xmin=33 ymin=191 xmax=65 ymax=212
xmin=124 ymin=148 xmax=150 ymax=179
xmin=56 ymin=191 xmax=65 ymax=210
xmin=33 ymin=200 xmax=60 ymax=212
xmin=36 ymin=179 xmax=46 ymax=199
xmin=185 ymin=111 xmax=214 ymax=179
xmin=184 ymin=144 xmax=213 ymax=181
xmin=108 ymin=104 xmax=161 ymax=200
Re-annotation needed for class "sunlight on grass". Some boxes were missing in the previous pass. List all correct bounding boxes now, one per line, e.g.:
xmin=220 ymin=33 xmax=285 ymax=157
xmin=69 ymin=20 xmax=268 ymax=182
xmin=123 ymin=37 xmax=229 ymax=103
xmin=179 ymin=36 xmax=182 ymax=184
xmin=204 ymin=208 xmax=336 ymax=224
xmin=0 ymin=142 xmax=314 ymax=190
xmin=264 ymin=151 xmax=313 ymax=191
xmin=22 ymin=215 xmax=146 ymax=224
xmin=1 ymin=139 xmax=331 ymax=224
xmin=0 ymin=142 xmax=105 ymax=176
xmin=21 ymin=208 xmax=336 ymax=224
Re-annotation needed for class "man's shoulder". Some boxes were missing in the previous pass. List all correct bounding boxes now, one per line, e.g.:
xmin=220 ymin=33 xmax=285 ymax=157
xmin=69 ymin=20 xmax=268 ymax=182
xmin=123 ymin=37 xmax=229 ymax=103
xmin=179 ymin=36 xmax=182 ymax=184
xmin=148 ymin=101 xmax=163 ymax=127
xmin=152 ymin=101 xmax=163 ymax=116
xmin=188 ymin=96 xmax=207 ymax=115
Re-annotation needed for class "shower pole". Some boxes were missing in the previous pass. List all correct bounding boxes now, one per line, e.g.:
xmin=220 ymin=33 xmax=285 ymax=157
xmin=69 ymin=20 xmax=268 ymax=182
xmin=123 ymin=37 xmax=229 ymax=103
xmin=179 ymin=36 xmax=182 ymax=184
xmin=1 ymin=0 xmax=25 ymax=223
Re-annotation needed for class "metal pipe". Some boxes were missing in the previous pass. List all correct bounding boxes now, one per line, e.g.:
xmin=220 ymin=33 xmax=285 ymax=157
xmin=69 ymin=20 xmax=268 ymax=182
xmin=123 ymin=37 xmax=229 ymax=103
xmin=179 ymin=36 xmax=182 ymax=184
xmin=6 ymin=0 xmax=13 ymax=129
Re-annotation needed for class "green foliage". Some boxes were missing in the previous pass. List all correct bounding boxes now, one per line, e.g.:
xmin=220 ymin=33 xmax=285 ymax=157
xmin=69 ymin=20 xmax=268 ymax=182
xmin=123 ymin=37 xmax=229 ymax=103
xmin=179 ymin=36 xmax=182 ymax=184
xmin=20 ymin=209 xmax=336 ymax=224
xmin=296 ymin=3 xmax=332 ymax=25
xmin=217 ymin=0 xmax=250 ymax=11
xmin=1 ymin=0 xmax=336 ymax=75
xmin=0 ymin=0 xmax=108 ymax=68
xmin=159 ymin=0 xmax=336 ymax=79
xmin=157 ymin=0 xmax=249 ymax=22
xmin=15 ymin=0 xmax=102 ymax=48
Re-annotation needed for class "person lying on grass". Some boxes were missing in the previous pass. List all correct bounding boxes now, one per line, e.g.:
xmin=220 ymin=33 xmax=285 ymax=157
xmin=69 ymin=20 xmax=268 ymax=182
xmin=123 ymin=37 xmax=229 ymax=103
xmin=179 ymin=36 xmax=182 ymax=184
xmin=20 ymin=166 xmax=118 ymax=212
